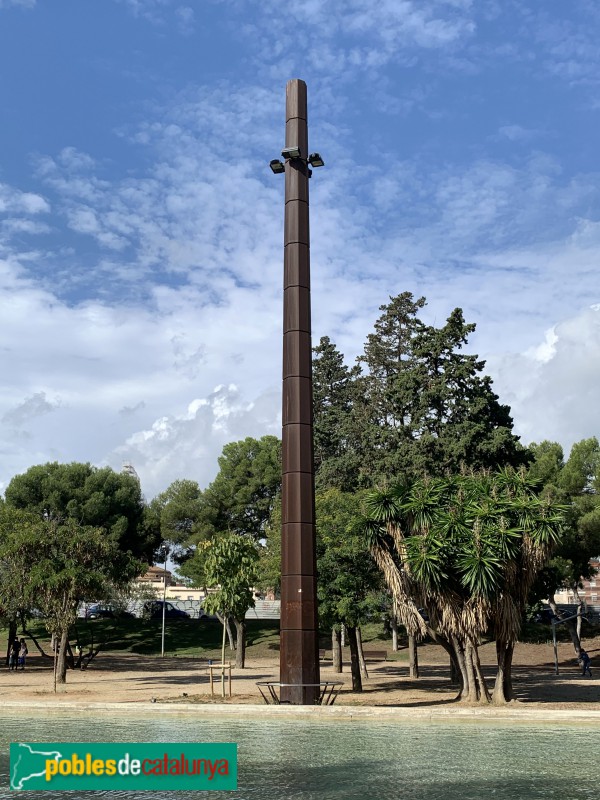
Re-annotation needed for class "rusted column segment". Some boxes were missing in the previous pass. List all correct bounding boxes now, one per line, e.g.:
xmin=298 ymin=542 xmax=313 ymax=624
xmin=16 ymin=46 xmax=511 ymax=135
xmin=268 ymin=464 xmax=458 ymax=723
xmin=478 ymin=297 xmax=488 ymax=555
xmin=280 ymin=78 xmax=320 ymax=705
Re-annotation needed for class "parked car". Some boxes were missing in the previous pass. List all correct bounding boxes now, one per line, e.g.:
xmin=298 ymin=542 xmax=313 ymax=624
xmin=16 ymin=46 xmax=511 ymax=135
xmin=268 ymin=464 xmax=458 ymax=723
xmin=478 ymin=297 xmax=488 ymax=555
xmin=85 ymin=603 xmax=134 ymax=620
xmin=142 ymin=601 xmax=190 ymax=620
xmin=85 ymin=603 xmax=115 ymax=620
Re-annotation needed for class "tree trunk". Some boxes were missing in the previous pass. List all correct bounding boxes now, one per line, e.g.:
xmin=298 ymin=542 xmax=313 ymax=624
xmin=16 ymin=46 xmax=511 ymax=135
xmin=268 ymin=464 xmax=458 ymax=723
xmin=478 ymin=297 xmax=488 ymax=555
xmin=464 ymin=641 xmax=479 ymax=702
xmin=462 ymin=639 xmax=491 ymax=704
xmin=426 ymin=627 xmax=464 ymax=696
xmin=6 ymin=618 xmax=17 ymax=667
xmin=332 ymin=627 xmax=342 ymax=673
xmin=450 ymin=635 xmax=468 ymax=699
xmin=23 ymin=628 xmax=53 ymax=659
xmin=346 ymin=626 xmax=362 ymax=692
xmin=226 ymin=617 xmax=235 ymax=651
xmin=391 ymin=617 xmax=398 ymax=652
xmin=408 ymin=634 xmax=419 ymax=679
xmin=233 ymin=618 xmax=246 ymax=668
xmin=217 ymin=613 xmax=236 ymax=650
xmin=450 ymin=655 xmax=460 ymax=686
xmin=575 ymin=592 xmax=584 ymax=641
xmin=471 ymin=642 xmax=491 ymax=703
xmin=356 ymin=627 xmax=369 ymax=680
xmin=56 ymin=629 xmax=69 ymax=684
xmin=492 ymin=640 xmax=515 ymax=704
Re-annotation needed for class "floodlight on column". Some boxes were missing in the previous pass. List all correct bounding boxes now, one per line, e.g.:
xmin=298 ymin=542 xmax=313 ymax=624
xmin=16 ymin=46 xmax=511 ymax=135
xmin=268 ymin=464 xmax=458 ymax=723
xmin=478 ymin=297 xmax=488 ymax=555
xmin=282 ymin=145 xmax=302 ymax=160
xmin=270 ymin=159 xmax=285 ymax=174
xmin=308 ymin=152 xmax=324 ymax=167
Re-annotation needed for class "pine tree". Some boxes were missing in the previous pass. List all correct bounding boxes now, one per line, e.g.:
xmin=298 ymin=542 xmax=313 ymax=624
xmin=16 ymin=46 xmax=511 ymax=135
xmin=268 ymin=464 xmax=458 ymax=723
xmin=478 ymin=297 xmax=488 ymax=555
xmin=353 ymin=293 xmax=528 ymax=484
xmin=312 ymin=336 xmax=360 ymax=491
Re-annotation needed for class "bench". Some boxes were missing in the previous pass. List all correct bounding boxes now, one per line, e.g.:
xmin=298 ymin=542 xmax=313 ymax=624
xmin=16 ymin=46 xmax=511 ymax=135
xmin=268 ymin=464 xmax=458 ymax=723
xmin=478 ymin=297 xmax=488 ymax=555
xmin=319 ymin=649 xmax=330 ymax=660
xmin=362 ymin=650 xmax=387 ymax=662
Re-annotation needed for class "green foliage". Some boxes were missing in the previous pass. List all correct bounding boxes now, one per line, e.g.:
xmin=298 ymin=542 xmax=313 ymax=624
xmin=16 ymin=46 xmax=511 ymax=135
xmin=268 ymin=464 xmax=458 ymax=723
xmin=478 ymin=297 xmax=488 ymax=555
xmin=0 ymin=506 xmax=136 ymax=636
xmin=529 ymin=437 xmax=600 ymax=598
xmin=258 ymin=490 xmax=382 ymax=629
xmin=149 ymin=479 xmax=203 ymax=546
xmin=315 ymin=489 xmax=383 ymax=628
xmin=353 ymin=294 xmax=529 ymax=483
xmin=528 ymin=441 xmax=564 ymax=487
xmin=312 ymin=336 xmax=361 ymax=491
xmin=158 ymin=437 xmax=281 ymax=560
xmin=364 ymin=469 xmax=567 ymax=642
xmin=313 ymin=293 xmax=529 ymax=492
xmin=4 ymin=462 xmax=159 ymax=563
xmin=183 ymin=534 xmax=259 ymax=621
xmin=255 ymin=499 xmax=282 ymax=595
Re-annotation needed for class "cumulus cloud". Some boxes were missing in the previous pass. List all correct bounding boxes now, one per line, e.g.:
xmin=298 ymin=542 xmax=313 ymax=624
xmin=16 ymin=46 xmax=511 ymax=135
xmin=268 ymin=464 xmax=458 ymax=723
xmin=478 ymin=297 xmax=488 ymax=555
xmin=490 ymin=305 xmax=600 ymax=450
xmin=0 ymin=183 xmax=49 ymax=215
xmin=113 ymin=384 xmax=280 ymax=497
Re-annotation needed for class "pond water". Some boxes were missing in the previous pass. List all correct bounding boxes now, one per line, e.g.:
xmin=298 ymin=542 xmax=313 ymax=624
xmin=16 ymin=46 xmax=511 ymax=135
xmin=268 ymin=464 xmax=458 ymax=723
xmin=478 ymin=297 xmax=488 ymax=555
xmin=0 ymin=712 xmax=598 ymax=799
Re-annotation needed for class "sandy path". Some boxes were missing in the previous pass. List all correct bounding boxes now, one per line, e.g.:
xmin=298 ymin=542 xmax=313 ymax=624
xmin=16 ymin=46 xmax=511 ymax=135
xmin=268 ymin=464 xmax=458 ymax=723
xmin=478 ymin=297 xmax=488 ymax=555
xmin=2 ymin=637 xmax=597 ymax=710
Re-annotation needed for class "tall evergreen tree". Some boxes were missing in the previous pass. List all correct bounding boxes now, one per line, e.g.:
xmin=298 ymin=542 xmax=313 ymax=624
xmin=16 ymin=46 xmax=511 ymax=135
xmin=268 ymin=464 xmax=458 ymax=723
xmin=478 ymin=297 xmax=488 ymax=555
xmin=353 ymin=293 xmax=528 ymax=484
xmin=312 ymin=336 xmax=360 ymax=491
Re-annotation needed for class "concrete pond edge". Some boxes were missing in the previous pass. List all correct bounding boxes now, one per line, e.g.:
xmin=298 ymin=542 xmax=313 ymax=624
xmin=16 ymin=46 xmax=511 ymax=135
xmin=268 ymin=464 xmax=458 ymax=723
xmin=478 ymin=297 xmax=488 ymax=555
xmin=2 ymin=700 xmax=600 ymax=725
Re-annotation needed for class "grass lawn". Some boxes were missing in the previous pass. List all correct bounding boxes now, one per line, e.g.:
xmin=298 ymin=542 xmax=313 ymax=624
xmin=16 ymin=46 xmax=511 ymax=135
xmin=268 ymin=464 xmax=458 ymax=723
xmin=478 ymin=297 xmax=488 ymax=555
xmin=4 ymin=618 xmax=408 ymax=661
xmin=3 ymin=616 xmax=593 ymax=661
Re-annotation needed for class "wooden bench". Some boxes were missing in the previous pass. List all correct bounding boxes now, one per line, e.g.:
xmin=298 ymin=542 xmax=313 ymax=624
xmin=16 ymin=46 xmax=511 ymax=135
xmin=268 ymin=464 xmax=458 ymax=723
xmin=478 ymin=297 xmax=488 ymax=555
xmin=362 ymin=650 xmax=387 ymax=662
xmin=319 ymin=649 xmax=387 ymax=662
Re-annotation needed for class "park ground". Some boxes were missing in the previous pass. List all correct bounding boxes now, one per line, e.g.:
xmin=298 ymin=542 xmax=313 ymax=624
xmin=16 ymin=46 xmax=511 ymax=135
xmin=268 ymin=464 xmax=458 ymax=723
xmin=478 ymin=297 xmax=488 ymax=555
xmin=1 ymin=619 xmax=598 ymax=710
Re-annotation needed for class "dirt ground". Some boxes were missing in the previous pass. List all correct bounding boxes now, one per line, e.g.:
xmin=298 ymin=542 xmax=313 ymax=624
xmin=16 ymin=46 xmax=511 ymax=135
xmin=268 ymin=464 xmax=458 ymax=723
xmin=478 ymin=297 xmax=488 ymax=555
xmin=2 ymin=636 xmax=598 ymax=709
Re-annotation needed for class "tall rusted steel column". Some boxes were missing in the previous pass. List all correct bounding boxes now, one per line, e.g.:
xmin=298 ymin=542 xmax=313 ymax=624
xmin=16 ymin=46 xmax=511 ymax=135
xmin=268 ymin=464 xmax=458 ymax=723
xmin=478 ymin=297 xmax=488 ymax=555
xmin=280 ymin=78 xmax=320 ymax=705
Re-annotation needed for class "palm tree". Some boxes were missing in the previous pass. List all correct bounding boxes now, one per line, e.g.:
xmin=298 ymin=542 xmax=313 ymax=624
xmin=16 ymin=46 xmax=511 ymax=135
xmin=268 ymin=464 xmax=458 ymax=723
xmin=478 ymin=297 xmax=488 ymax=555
xmin=363 ymin=469 xmax=566 ymax=704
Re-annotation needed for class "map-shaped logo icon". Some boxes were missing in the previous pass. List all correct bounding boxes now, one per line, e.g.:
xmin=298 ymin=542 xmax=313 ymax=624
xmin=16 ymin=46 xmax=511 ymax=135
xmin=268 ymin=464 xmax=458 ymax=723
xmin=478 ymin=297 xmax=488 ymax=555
xmin=10 ymin=743 xmax=63 ymax=790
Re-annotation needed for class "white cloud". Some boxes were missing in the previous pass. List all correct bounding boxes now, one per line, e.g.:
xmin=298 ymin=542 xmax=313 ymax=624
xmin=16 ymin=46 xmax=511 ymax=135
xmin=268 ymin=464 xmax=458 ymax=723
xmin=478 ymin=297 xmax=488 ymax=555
xmin=0 ymin=183 xmax=49 ymax=215
xmin=113 ymin=384 xmax=280 ymax=497
xmin=490 ymin=305 xmax=600 ymax=450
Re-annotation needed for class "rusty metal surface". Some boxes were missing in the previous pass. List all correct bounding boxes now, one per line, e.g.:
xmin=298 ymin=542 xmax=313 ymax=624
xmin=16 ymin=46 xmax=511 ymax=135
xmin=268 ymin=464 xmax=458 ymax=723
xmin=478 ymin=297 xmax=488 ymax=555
xmin=283 ymin=286 xmax=311 ymax=333
xmin=280 ymin=78 xmax=320 ymax=706
xmin=284 ymin=246 xmax=310 ymax=289
xmin=282 ymin=330 xmax=312 ymax=377
xmin=282 ymin=376 xmax=312 ymax=425
xmin=282 ymin=424 xmax=314 ymax=473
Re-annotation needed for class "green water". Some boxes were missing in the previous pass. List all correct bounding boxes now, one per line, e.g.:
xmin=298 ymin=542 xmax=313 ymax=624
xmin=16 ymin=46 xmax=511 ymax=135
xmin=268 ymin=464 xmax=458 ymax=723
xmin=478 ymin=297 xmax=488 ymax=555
xmin=0 ymin=713 xmax=598 ymax=799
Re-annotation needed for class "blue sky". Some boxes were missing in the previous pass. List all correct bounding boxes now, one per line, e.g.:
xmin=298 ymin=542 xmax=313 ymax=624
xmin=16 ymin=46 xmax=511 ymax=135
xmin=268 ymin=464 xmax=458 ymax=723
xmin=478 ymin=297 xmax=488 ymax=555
xmin=0 ymin=0 xmax=599 ymax=497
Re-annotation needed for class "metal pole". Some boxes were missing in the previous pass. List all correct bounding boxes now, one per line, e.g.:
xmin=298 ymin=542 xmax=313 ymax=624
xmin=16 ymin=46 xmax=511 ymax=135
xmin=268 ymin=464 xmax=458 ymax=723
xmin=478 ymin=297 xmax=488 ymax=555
xmin=552 ymin=621 xmax=558 ymax=675
xmin=161 ymin=547 xmax=167 ymax=658
xmin=279 ymin=78 xmax=320 ymax=704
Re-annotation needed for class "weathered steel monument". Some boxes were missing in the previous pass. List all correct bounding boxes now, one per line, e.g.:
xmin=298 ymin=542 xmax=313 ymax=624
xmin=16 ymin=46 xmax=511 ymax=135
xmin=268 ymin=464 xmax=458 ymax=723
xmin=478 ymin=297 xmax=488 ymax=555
xmin=270 ymin=79 xmax=324 ymax=704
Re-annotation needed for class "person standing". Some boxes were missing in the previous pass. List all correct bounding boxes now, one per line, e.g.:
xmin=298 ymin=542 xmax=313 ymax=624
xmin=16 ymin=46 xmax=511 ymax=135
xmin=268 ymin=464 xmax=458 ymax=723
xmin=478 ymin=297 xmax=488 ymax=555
xmin=9 ymin=638 xmax=20 ymax=671
xmin=580 ymin=649 xmax=592 ymax=677
xmin=17 ymin=638 xmax=28 ymax=671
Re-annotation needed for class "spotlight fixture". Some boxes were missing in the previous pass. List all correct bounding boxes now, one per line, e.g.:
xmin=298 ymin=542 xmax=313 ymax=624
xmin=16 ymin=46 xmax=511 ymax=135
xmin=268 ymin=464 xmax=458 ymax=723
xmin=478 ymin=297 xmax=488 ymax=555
xmin=308 ymin=152 xmax=324 ymax=168
xmin=270 ymin=159 xmax=285 ymax=174
xmin=281 ymin=145 xmax=301 ymax=160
